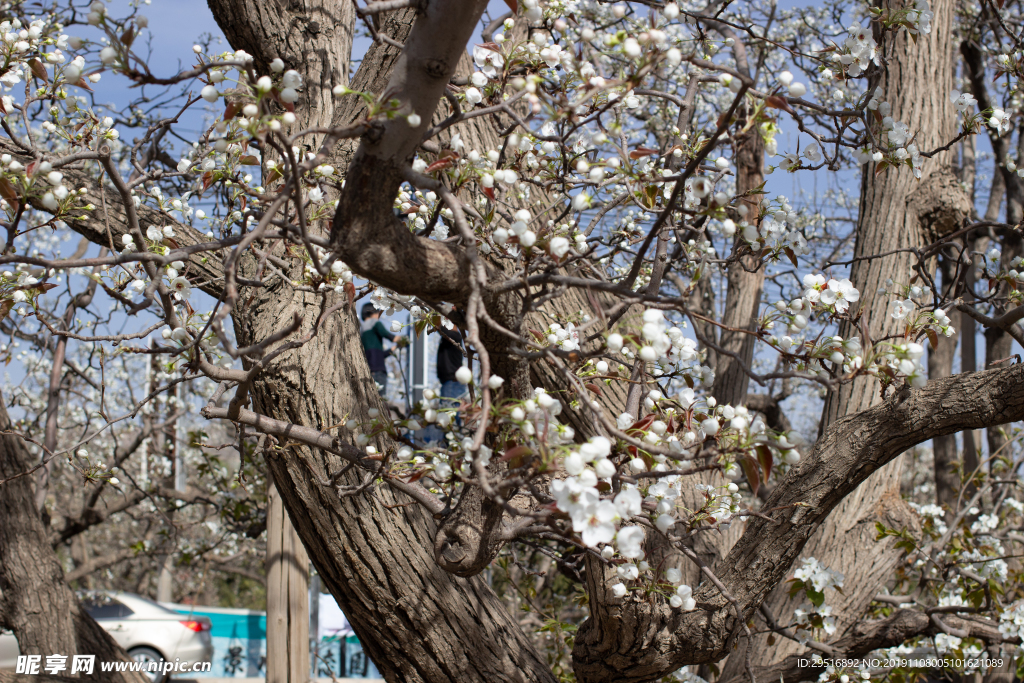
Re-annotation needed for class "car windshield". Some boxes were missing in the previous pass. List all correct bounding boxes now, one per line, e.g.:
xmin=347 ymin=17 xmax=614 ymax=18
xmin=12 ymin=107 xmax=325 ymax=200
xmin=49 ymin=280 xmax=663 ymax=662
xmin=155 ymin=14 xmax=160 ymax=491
xmin=81 ymin=596 xmax=133 ymax=620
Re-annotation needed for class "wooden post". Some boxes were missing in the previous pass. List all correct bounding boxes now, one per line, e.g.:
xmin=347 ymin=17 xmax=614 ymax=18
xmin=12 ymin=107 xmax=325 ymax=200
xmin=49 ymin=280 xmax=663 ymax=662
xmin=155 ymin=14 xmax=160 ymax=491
xmin=266 ymin=480 xmax=309 ymax=683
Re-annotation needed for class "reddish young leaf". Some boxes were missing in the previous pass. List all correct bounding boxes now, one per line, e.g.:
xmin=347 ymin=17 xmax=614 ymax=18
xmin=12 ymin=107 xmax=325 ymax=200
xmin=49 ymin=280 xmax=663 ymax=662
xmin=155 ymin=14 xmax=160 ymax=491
xmin=739 ymin=455 xmax=760 ymax=496
xmin=503 ymin=0 xmax=518 ymax=12
xmin=224 ymin=101 xmax=241 ymax=120
xmin=629 ymin=147 xmax=659 ymax=159
xmin=764 ymin=95 xmax=794 ymax=114
xmin=755 ymin=445 xmax=773 ymax=484
xmin=28 ymin=59 xmax=48 ymax=83
xmin=584 ymin=382 xmax=603 ymax=396
xmin=501 ymin=445 xmax=534 ymax=462
xmin=628 ymin=414 xmax=656 ymax=433
xmin=483 ymin=186 xmax=495 ymax=201
xmin=344 ymin=281 xmax=356 ymax=308
xmin=425 ymin=157 xmax=455 ymax=173
xmin=0 ymin=177 xmax=20 ymax=212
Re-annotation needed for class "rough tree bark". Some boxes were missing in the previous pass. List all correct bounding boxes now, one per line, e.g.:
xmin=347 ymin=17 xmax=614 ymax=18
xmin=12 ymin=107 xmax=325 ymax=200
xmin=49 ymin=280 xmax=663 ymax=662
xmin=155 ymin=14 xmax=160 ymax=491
xmin=203 ymin=4 xmax=354 ymax=667
xmin=207 ymin=2 xmax=558 ymax=681
xmin=0 ymin=394 xmax=145 ymax=683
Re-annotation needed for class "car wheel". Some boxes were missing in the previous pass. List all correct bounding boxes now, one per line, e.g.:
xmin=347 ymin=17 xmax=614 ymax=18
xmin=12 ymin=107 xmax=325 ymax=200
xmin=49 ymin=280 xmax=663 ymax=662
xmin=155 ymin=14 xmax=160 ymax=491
xmin=128 ymin=646 xmax=167 ymax=683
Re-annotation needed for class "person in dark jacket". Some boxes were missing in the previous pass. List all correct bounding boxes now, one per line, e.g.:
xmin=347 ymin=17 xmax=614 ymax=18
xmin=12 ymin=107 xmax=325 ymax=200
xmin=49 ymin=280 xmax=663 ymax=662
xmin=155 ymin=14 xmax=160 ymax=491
xmin=436 ymin=327 xmax=465 ymax=395
xmin=429 ymin=327 xmax=465 ymax=439
xmin=360 ymin=304 xmax=404 ymax=395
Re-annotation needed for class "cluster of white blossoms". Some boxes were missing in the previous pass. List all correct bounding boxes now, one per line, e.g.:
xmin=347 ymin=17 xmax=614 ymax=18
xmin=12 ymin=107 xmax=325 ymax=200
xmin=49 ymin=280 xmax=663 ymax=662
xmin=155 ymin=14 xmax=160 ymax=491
xmin=873 ymin=341 xmax=927 ymax=388
xmin=764 ymin=275 xmax=862 ymax=363
xmin=791 ymin=557 xmax=845 ymax=640
xmin=738 ymin=203 xmax=811 ymax=259
xmin=949 ymin=89 xmax=978 ymax=123
xmin=835 ymin=22 xmax=879 ymax=78
xmin=551 ymin=434 xmax=704 ymax=610
xmin=801 ymin=274 xmax=861 ymax=314
xmin=910 ymin=502 xmax=949 ymax=535
xmin=999 ymin=600 xmax=1024 ymax=644
xmin=856 ymin=98 xmax=927 ymax=178
xmin=1 ymin=268 xmax=44 ymax=317
xmin=793 ymin=556 xmax=845 ymax=593
xmin=542 ymin=322 xmax=581 ymax=352
xmin=395 ymin=187 xmax=456 ymax=241
xmin=904 ymin=0 xmax=934 ymax=34
xmin=0 ymin=18 xmax=73 ymax=90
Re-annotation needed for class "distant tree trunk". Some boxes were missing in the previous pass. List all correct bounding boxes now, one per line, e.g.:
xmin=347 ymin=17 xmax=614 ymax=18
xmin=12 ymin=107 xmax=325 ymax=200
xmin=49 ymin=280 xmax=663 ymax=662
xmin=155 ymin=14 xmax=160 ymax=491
xmin=0 ymin=394 xmax=145 ymax=683
xmin=266 ymin=481 xmax=309 ymax=683
xmin=961 ymin=42 xmax=1024 ymax=470
xmin=983 ymin=230 xmax=1023 ymax=466
xmin=713 ymin=126 xmax=764 ymax=408
xmin=959 ymin=132 xmax=983 ymax=486
xmin=725 ymin=1 xmax=961 ymax=674
xmin=930 ymin=254 xmax=962 ymax=509
xmin=983 ymin=123 xmax=1024 ymax=465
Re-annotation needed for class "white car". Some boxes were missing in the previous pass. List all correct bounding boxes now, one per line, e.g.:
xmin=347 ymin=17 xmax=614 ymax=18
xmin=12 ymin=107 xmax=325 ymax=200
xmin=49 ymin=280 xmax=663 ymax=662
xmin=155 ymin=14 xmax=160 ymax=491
xmin=0 ymin=591 xmax=213 ymax=681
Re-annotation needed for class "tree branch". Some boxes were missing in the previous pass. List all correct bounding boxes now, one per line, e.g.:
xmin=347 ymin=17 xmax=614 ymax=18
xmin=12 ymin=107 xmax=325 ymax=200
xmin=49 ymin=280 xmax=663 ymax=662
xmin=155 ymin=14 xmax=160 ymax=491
xmin=573 ymin=363 xmax=1024 ymax=682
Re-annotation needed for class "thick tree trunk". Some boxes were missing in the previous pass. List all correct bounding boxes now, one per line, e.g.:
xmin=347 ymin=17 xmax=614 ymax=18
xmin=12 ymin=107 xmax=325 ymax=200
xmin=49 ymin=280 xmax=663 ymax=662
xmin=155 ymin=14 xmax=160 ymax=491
xmin=0 ymin=394 xmax=145 ymax=683
xmin=199 ymin=3 xmax=557 ymax=681
xmin=235 ymin=291 xmax=555 ymax=683
xmin=207 ymin=0 xmax=353 ymax=148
